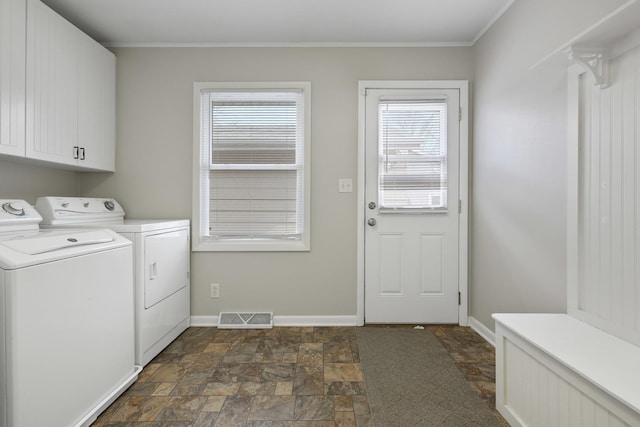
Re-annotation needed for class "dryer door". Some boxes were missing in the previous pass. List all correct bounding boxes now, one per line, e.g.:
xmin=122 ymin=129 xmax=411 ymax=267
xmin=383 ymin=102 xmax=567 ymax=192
xmin=144 ymin=228 xmax=189 ymax=308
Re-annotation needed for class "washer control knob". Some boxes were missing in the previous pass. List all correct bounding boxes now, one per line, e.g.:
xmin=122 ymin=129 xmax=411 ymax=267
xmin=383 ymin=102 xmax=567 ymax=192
xmin=104 ymin=200 xmax=115 ymax=211
xmin=2 ymin=202 xmax=25 ymax=217
xmin=61 ymin=202 xmax=69 ymax=208
xmin=83 ymin=202 xmax=90 ymax=208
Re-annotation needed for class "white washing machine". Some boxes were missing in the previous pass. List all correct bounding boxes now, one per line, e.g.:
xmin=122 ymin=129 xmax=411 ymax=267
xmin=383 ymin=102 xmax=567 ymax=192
xmin=36 ymin=196 xmax=191 ymax=366
xmin=0 ymin=199 xmax=139 ymax=427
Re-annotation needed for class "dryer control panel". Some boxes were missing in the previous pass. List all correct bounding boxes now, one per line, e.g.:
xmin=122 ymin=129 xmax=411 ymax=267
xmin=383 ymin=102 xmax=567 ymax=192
xmin=36 ymin=197 xmax=125 ymax=225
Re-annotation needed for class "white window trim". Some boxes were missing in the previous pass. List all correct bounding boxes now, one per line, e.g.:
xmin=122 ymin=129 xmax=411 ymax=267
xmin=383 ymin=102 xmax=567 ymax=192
xmin=192 ymin=81 xmax=311 ymax=252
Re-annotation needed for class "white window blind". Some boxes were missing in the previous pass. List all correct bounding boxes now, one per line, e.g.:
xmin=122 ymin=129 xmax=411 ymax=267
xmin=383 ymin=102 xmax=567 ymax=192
xmin=199 ymin=89 xmax=306 ymax=244
xmin=378 ymin=100 xmax=448 ymax=211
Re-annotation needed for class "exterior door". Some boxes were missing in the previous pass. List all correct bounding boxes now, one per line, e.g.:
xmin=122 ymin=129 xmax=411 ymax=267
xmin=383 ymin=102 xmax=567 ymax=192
xmin=364 ymin=88 xmax=460 ymax=323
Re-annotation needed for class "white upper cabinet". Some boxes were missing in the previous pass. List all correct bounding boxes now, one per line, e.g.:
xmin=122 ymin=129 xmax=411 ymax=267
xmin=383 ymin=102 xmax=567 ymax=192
xmin=26 ymin=0 xmax=79 ymax=167
xmin=19 ymin=0 xmax=116 ymax=172
xmin=0 ymin=0 xmax=26 ymax=157
xmin=77 ymin=32 xmax=116 ymax=171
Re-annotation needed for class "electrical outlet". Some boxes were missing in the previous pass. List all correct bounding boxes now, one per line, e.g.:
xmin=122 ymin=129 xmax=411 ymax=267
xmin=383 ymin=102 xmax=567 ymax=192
xmin=210 ymin=283 xmax=220 ymax=298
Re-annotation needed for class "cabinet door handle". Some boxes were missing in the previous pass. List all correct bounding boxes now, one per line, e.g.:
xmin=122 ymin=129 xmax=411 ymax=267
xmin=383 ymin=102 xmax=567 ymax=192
xmin=80 ymin=147 xmax=85 ymax=160
xmin=73 ymin=146 xmax=79 ymax=159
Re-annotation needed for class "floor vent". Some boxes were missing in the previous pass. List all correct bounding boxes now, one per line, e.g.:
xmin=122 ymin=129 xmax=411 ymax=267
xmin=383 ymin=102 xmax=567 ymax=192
xmin=218 ymin=312 xmax=273 ymax=329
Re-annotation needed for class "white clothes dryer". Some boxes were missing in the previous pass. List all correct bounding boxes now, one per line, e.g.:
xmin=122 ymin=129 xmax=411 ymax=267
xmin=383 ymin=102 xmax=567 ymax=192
xmin=36 ymin=196 xmax=191 ymax=366
xmin=0 ymin=200 xmax=139 ymax=427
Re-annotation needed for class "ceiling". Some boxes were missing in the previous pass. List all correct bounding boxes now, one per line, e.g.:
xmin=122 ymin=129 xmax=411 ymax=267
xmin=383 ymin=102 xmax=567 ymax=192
xmin=40 ymin=0 xmax=515 ymax=46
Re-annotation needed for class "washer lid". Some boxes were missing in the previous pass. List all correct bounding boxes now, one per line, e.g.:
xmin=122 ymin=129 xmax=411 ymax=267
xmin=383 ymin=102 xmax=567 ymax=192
xmin=2 ymin=229 xmax=114 ymax=255
xmin=0 ymin=229 xmax=131 ymax=269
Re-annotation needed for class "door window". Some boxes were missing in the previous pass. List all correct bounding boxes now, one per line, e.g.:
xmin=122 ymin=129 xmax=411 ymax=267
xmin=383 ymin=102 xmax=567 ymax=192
xmin=378 ymin=100 xmax=448 ymax=212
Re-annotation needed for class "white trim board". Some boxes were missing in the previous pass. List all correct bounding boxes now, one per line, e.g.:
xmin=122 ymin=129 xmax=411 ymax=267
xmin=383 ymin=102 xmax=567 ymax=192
xmin=190 ymin=315 xmax=358 ymax=328
xmin=104 ymin=42 xmax=475 ymax=48
xmin=469 ymin=316 xmax=496 ymax=347
xmin=531 ymin=0 xmax=640 ymax=70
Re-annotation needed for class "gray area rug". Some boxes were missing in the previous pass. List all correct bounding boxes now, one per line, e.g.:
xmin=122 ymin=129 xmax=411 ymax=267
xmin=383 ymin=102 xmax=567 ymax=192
xmin=356 ymin=327 xmax=501 ymax=427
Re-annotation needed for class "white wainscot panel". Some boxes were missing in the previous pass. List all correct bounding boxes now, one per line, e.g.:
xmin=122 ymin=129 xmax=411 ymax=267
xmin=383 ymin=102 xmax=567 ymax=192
xmin=572 ymin=44 xmax=640 ymax=346
xmin=502 ymin=339 xmax=628 ymax=427
xmin=495 ymin=316 xmax=639 ymax=427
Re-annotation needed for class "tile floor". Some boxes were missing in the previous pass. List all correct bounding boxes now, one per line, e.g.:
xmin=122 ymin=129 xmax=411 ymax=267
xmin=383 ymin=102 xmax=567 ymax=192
xmin=93 ymin=326 xmax=503 ymax=426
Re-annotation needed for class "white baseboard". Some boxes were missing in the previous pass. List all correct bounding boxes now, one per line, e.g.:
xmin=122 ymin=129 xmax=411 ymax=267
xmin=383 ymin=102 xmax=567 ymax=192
xmin=190 ymin=316 xmax=219 ymax=327
xmin=190 ymin=315 xmax=358 ymax=328
xmin=469 ymin=316 xmax=495 ymax=347
xmin=274 ymin=315 xmax=357 ymax=327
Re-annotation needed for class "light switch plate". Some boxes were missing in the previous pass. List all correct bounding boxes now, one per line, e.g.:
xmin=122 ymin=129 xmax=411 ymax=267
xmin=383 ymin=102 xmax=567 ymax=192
xmin=338 ymin=179 xmax=353 ymax=193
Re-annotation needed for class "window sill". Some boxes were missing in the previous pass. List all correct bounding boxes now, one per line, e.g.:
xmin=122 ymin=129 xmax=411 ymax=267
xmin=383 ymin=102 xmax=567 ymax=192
xmin=192 ymin=238 xmax=310 ymax=252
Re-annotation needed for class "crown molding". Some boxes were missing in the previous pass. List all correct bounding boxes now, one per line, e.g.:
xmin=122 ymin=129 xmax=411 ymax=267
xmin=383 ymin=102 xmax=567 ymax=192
xmin=471 ymin=0 xmax=516 ymax=45
xmin=103 ymin=41 xmax=474 ymax=48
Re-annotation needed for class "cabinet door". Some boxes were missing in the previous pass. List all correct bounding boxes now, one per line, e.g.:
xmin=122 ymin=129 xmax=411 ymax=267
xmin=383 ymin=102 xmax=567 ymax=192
xmin=0 ymin=0 xmax=26 ymax=157
xmin=25 ymin=0 xmax=79 ymax=166
xmin=77 ymin=32 xmax=116 ymax=172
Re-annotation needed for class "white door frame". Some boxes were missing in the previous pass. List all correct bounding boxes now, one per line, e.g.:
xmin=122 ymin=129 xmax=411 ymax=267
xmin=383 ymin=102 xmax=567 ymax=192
xmin=356 ymin=80 xmax=469 ymax=326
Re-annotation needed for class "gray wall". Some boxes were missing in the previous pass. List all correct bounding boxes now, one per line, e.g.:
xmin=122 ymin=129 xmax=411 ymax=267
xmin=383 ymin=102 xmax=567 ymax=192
xmin=471 ymin=0 xmax=627 ymax=330
xmin=4 ymin=0 xmax=628 ymax=326
xmin=78 ymin=47 xmax=474 ymax=318
xmin=0 ymin=158 xmax=77 ymax=204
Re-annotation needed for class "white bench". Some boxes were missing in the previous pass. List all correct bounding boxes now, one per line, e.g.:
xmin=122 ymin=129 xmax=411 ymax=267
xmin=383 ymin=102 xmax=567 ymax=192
xmin=493 ymin=313 xmax=640 ymax=427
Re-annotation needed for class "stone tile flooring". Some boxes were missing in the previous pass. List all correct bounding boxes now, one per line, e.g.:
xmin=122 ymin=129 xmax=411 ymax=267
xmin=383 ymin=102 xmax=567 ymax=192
xmin=93 ymin=326 xmax=503 ymax=426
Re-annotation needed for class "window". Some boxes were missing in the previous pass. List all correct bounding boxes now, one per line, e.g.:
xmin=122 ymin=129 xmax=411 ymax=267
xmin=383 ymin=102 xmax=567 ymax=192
xmin=378 ymin=99 xmax=448 ymax=211
xmin=193 ymin=82 xmax=311 ymax=251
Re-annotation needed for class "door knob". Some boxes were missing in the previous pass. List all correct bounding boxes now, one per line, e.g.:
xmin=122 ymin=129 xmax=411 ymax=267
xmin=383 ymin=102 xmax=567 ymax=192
xmin=368 ymin=218 xmax=376 ymax=226
xmin=368 ymin=201 xmax=377 ymax=210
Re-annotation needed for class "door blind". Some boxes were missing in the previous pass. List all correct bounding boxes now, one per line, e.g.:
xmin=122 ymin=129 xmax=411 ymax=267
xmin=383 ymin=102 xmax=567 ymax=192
xmin=378 ymin=100 xmax=448 ymax=211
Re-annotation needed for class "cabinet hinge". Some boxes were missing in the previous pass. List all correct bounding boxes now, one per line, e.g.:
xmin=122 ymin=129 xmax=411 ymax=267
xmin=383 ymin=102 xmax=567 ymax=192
xmin=458 ymin=107 xmax=462 ymax=122
xmin=458 ymin=292 xmax=461 ymax=305
xmin=458 ymin=200 xmax=462 ymax=213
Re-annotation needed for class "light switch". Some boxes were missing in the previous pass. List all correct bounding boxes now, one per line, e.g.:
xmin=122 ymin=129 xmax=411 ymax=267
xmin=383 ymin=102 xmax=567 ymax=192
xmin=338 ymin=179 xmax=353 ymax=193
